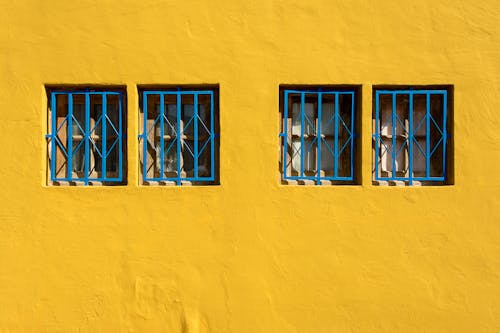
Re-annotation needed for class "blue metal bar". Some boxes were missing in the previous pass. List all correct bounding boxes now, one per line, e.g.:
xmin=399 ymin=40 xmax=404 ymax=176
xmin=283 ymin=91 xmax=289 ymax=178
xmin=50 ymin=93 xmax=57 ymax=181
xmin=84 ymin=93 xmax=90 ymax=185
xmin=284 ymin=90 xmax=355 ymax=94
xmin=350 ymin=92 xmax=355 ymax=179
xmin=300 ymin=93 xmax=305 ymax=177
xmin=159 ymin=94 xmax=165 ymax=178
xmin=176 ymin=93 xmax=182 ymax=185
xmin=376 ymin=90 xmax=448 ymax=95
xmin=374 ymin=176 xmax=445 ymax=181
xmin=118 ymin=93 xmax=123 ymax=181
xmin=143 ymin=176 xmax=215 ymax=182
xmin=316 ymin=93 xmax=322 ymax=184
xmin=442 ymin=91 xmax=448 ymax=180
xmin=53 ymin=91 xmax=122 ymax=96
xmin=67 ymin=94 xmax=73 ymax=179
xmin=210 ymin=91 xmax=215 ymax=180
xmin=143 ymin=93 xmax=148 ymax=182
xmin=375 ymin=92 xmax=380 ymax=180
xmin=426 ymin=93 xmax=430 ymax=178
xmin=334 ymin=93 xmax=339 ymax=178
xmin=194 ymin=93 xmax=199 ymax=178
xmin=408 ymin=92 xmax=414 ymax=185
xmin=144 ymin=90 xmax=214 ymax=96
xmin=391 ymin=93 xmax=396 ymax=179
xmin=102 ymin=94 xmax=107 ymax=178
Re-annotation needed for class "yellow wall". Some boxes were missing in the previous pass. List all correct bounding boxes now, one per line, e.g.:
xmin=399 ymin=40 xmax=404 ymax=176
xmin=1 ymin=1 xmax=500 ymax=332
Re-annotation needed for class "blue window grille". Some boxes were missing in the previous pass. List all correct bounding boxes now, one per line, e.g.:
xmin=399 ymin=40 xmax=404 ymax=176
xmin=139 ymin=89 xmax=218 ymax=185
xmin=47 ymin=90 xmax=125 ymax=185
xmin=280 ymin=89 xmax=357 ymax=184
xmin=373 ymin=89 xmax=449 ymax=185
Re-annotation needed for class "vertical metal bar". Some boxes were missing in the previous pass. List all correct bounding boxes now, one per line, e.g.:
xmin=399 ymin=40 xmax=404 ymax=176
xmin=142 ymin=93 xmax=148 ymax=182
xmin=102 ymin=93 xmax=107 ymax=179
xmin=408 ymin=92 xmax=414 ymax=185
xmin=283 ymin=91 xmax=289 ymax=178
xmin=194 ymin=93 xmax=199 ymax=179
xmin=176 ymin=93 xmax=182 ymax=185
xmin=300 ymin=93 xmax=305 ymax=177
xmin=67 ymin=94 xmax=73 ymax=179
xmin=375 ymin=91 xmax=380 ymax=180
xmin=118 ymin=93 xmax=123 ymax=181
xmin=316 ymin=93 xmax=322 ymax=184
xmin=210 ymin=91 xmax=215 ymax=180
xmin=50 ymin=93 xmax=56 ymax=181
xmin=442 ymin=91 xmax=448 ymax=180
xmin=334 ymin=93 xmax=339 ymax=178
xmin=84 ymin=93 xmax=90 ymax=185
xmin=426 ymin=93 xmax=430 ymax=178
xmin=159 ymin=94 xmax=165 ymax=178
xmin=391 ymin=93 xmax=396 ymax=179
xmin=350 ymin=92 xmax=355 ymax=180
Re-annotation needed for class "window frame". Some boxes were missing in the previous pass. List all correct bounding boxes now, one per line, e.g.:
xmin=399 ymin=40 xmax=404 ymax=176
xmin=280 ymin=86 xmax=359 ymax=185
xmin=372 ymin=87 xmax=452 ymax=185
xmin=139 ymin=87 xmax=219 ymax=186
xmin=46 ymin=88 xmax=126 ymax=186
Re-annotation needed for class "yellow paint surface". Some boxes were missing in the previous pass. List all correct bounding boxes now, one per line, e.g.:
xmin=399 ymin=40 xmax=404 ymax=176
xmin=1 ymin=0 xmax=500 ymax=332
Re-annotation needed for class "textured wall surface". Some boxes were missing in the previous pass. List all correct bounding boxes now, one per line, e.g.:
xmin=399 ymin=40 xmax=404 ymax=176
xmin=1 ymin=0 xmax=500 ymax=332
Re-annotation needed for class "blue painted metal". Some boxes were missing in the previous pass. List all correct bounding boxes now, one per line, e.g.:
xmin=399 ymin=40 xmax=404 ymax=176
xmin=48 ymin=90 xmax=124 ymax=184
xmin=84 ymin=93 xmax=90 ymax=185
xmin=426 ymin=93 xmax=431 ymax=178
xmin=194 ymin=94 xmax=199 ymax=178
xmin=102 ymin=94 xmax=107 ymax=178
xmin=316 ymin=93 xmax=322 ymax=184
xmin=50 ymin=93 xmax=57 ymax=181
xmin=334 ymin=93 xmax=339 ymax=178
xmin=300 ymin=93 xmax=305 ymax=177
xmin=350 ymin=92 xmax=355 ymax=178
xmin=118 ymin=93 xmax=123 ymax=180
xmin=282 ymin=89 xmax=356 ymax=184
xmin=374 ymin=89 xmax=448 ymax=184
xmin=142 ymin=93 xmax=148 ymax=182
xmin=210 ymin=91 xmax=215 ymax=180
xmin=408 ymin=93 xmax=414 ymax=185
xmin=67 ymin=94 xmax=74 ymax=178
xmin=159 ymin=94 xmax=165 ymax=178
xmin=283 ymin=91 xmax=289 ymax=178
xmin=176 ymin=94 xmax=182 ymax=185
xmin=140 ymin=89 xmax=218 ymax=184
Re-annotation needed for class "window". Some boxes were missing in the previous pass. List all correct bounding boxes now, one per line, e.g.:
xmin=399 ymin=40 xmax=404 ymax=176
xmin=372 ymin=87 xmax=453 ymax=185
xmin=280 ymin=86 xmax=359 ymax=185
xmin=139 ymin=87 xmax=219 ymax=185
xmin=46 ymin=88 xmax=126 ymax=185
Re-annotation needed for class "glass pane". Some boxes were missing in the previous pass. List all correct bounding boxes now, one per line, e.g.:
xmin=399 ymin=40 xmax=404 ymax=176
xmin=72 ymin=139 xmax=85 ymax=172
xmin=157 ymin=139 xmax=178 ymax=174
xmin=291 ymin=138 xmax=316 ymax=172
xmin=320 ymin=138 xmax=334 ymax=172
xmin=291 ymin=101 xmax=316 ymax=136
xmin=321 ymin=94 xmax=335 ymax=136
xmin=430 ymin=94 xmax=445 ymax=177
xmin=379 ymin=94 xmax=392 ymax=137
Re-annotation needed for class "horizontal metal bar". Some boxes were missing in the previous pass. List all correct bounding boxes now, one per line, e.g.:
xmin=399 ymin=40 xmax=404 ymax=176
xmin=143 ymin=90 xmax=214 ymax=95
xmin=375 ymin=176 xmax=445 ymax=181
xmin=144 ymin=177 xmax=215 ymax=182
xmin=284 ymin=90 xmax=355 ymax=95
xmin=376 ymin=90 xmax=448 ymax=95
xmin=52 ymin=91 xmax=122 ymax=95
xmin=284 ymin=176 xmax=354 ymax=181
xmin=52 ymin=177 xmax=123 ymax=182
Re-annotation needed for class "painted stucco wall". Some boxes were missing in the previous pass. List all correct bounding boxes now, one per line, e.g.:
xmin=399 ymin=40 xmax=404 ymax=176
xmin=1 ymin=1 xmax=500 ymax=332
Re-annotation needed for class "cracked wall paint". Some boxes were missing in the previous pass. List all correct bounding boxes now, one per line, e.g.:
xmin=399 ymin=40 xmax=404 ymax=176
xmin=0 ymin=0 xmax=500 ymax=332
